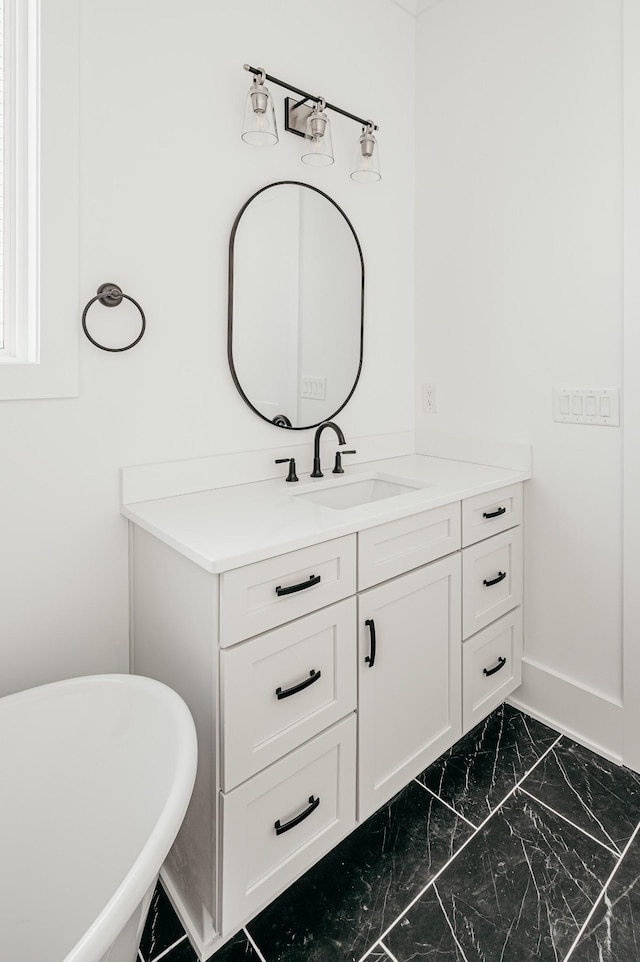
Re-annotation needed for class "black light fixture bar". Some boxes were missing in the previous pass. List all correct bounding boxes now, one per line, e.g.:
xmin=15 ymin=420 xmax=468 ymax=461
xmin=243 ymin=64 xmax=378 ymax=131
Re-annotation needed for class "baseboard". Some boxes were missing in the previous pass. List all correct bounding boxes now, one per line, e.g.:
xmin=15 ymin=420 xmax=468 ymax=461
xmin=508 ymin=658 xmax=623 ymax=763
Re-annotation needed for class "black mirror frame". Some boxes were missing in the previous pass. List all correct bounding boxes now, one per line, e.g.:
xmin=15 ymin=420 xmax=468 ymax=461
xmin=228 ymin=181 xmax=365 ymax=431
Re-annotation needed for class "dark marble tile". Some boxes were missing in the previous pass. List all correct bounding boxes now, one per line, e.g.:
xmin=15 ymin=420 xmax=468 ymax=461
xmin=521 ymin=738 xmax=640 ymax=854
xmin=164 ymin=937 xmax=199 ymax=961
xmin=571 ymin=830 xmax=640 ymax=961
xmin=246 ymin=781 xmax=474 ymax=962
xmin=205 ymin=931 xmax=263 ymax=961
xmin=139 ymin=882 xmax=187 ymax=962
xmin=364 ymin=949 xmax=395 ymax=962
xmin=383 ymin=884 xmax=540 ymax=961
xmin=416 ymin=703 xmax=559 ymax=825
xmin=385 ymin=790 xmax=615 ymax=962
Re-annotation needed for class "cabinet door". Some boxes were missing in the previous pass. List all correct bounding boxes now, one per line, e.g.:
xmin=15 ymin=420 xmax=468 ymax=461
xmin=358 ymin=554 xmax=461 ymax=822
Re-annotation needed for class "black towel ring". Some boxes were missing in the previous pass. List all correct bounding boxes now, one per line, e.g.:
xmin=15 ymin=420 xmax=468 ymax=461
xmin=82 ymin=283 xmax=146 ymax=352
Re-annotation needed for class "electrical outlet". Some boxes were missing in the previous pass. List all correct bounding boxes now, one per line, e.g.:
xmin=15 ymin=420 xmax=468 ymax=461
xmin=422 ymin=383 xmax=437 ymax=414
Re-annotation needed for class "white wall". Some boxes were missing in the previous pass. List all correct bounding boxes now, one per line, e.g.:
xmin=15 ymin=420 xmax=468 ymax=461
xmin=415 ymin=0 xmax=624 ymax=752
xmin=5 ymin=0 xmax=625 ymax=762
xmin=0 ymin=0 xmax=415 ymax=697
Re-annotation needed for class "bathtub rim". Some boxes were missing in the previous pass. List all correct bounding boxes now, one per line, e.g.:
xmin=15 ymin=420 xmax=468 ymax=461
xmin=1 ymin=673 xmax=197 ymax=962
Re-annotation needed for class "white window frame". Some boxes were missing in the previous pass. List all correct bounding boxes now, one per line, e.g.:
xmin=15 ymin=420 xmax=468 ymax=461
xmin=0 ymin=0 xmax=39 ymax=365
xmin=0 ymin=0 xmax=78 ymax=400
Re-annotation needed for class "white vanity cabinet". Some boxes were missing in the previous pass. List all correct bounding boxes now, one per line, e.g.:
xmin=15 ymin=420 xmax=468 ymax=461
xmin=127 ymin=472 xmax=525 ymax=959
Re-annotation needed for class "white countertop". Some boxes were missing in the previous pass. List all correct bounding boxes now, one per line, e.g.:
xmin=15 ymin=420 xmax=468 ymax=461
xmin=121 ymin=455 xmax=530 ymax=573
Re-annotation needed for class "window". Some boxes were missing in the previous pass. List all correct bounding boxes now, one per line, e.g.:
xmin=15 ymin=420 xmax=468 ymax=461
xmin=0 ymin=0 xmax=78 ymax=400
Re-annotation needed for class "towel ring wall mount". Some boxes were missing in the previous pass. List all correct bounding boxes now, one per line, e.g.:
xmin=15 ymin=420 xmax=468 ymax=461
xmin=82 ymin=283 xmax=146 ymax=352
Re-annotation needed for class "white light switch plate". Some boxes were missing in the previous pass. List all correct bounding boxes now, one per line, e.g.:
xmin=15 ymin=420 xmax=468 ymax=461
xmin=553 ymin=387 xmax=620 ymax=425
xmin=301 ymin=376 xmax=327 ymax=401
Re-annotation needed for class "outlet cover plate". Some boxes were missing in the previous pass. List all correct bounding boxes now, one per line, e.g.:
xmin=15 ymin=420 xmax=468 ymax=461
xmin=422 ymin=383 xmax=437 ymax=414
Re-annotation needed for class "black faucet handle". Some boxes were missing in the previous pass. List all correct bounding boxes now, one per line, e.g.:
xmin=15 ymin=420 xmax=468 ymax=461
xmin=332 ymin=450 xmax=357 ymax=474
xmin=275 ymin=457 xmax=299 ymax=482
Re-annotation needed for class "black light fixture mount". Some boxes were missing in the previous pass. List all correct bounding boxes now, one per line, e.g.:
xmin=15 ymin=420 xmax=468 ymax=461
xmin=243 ymin=63 xmax=378 ymax=134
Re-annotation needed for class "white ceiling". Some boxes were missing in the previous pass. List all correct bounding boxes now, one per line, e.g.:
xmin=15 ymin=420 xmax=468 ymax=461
xmin=387 ymin=0 xmax=448 ymax=18
xmin=387 ymin=0 xmax=417 ymax=16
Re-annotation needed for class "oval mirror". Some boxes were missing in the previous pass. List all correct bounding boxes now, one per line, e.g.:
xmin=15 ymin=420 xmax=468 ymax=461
xmin=228 ymin=181 xmax=364 ymax=429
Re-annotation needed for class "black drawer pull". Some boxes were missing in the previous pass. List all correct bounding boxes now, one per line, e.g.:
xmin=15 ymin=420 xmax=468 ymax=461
xmin=365 ymin=619 xmax=377 ymax=668
xmin=483 ymin=656 xmax=507 ymax=677
xmin=276 ymin=669 xmax=322 ymax=700
xmin=483 ymin=571 xmax=506 ymax=587
xmin=274 ymin=795 xmax=320 ymax=835
xmin=275 ymin=574 xmax=321 ymax=597
xmin=483 ymin=506 xmax=507 ymax=519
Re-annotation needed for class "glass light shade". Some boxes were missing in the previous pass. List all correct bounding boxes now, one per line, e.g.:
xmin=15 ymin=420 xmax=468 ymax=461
xmin=350 ymin=127 xmax=381 ymax=183
xmin=241 ymin=78 xmax=278 ymax=146
xmin=301 ymin=107 xmax=334 ymax=167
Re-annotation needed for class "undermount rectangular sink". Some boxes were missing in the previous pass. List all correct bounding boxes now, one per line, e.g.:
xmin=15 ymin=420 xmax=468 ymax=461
xmin=293 ymin=475 xmax=426 ymax=510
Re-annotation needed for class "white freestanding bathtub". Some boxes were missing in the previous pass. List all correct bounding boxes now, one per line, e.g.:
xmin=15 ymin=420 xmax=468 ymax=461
xmin=0 ymin=674 xmax=197 ymax=962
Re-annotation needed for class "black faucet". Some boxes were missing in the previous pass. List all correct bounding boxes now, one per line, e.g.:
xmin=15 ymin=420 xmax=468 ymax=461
xmin=311 ymin=421 xmax=346 ymax=478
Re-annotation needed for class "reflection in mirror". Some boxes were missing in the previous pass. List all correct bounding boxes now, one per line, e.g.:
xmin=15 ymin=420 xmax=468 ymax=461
xmin=228 ymin=182 xmax=364 ymax=429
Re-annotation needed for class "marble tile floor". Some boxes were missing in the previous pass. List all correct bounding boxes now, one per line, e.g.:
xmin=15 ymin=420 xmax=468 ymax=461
xmin=138 ymin=704 xmax=640 ymax=962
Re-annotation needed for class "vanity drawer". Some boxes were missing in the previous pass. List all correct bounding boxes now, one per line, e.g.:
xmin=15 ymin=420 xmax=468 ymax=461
xmin=461 ymin=483 xmax=523 ymax=548
xmin=220 ymin=535 xmax=357 ymax=647
xmin=462 ymin=527 xmax=523 ymax=639
xmin=220 ymin=713 xmax=356 ymax=935
xmin=220 ymin=598 xmax=357 ymax=790
xmin=462 ymin=608 xmax=523 ymax=733
xmin=358 ymin=503 xmax=461 ymax=590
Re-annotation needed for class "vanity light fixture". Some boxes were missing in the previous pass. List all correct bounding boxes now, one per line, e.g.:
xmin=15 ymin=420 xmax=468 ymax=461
xmin=242 ymin=64 xmax=380 ymax=181
xmin=351 ymin=124 xmax=381 ymax=183
xmin=241 ymin=69 xmax=278 ymax=146
xmin=301 ymin=99 xmax=334 ymax=167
